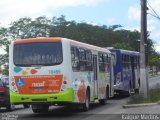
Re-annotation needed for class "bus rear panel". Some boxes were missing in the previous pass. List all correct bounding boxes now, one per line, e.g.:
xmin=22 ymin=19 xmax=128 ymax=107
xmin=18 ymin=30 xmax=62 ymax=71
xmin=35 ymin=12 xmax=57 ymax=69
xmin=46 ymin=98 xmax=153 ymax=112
xmin=10 ymin=38 xmax=74 ymax=105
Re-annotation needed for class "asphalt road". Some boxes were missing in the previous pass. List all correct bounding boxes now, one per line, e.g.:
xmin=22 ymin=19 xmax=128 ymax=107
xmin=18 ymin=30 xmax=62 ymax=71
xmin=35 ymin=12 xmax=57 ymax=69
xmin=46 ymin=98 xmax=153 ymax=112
xmin=0 ymin=97 xmax=129 ymax=120
xmin=149 ymin=75 xmax=160 ymax=88
xmin=0 ymin=75 xmax=160 ymax=120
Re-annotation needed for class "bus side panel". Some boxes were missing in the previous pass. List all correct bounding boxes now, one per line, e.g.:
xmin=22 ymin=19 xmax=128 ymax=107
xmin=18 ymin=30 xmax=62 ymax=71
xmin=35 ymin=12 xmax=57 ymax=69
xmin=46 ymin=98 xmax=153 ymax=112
xmin=112 ymin=49 xmax=140 ymax=95
xmin=122 ymin=54 xmax=131 ymax=92
xmin=61 ymin=38 xmax=75 ymax=101
xmin=70 ymin=43 xmax=94 ymax=103
xmin=97 ymin=53 xmax=110 ymax=100
xmin=72 ymin=72 xmax=94 ymax=103
xmin=113 ymin=50 xmax=123 ymax=92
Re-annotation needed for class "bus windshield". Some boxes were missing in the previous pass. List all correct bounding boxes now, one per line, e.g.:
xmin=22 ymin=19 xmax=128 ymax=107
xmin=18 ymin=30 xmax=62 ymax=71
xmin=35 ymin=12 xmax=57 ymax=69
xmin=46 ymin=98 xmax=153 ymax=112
xmin=13 ymin=42 xmax=63 ymax=66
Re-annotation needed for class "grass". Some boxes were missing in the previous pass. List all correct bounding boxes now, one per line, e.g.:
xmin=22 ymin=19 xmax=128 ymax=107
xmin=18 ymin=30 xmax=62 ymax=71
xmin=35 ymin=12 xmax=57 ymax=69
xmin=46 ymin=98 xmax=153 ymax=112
xmin=128 ymin=86 xmax=160 ymax=104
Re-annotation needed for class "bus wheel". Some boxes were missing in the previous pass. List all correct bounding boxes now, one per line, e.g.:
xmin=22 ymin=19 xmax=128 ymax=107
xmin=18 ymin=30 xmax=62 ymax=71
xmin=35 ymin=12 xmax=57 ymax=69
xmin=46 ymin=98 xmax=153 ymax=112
xmin=99 ymin=88 xmax=107 ymax=105
xmin=126 ymin=86 xmax=132 ymax=97
xmin=82 ymin=90 xmax=90 ymax=112
xmin=32 ymin=104 xmax=49 ymax=113
xmin=135 ymin=89 xmax=139 ymax=94
xmin=6 ymin=104 xmax=15 ymax=111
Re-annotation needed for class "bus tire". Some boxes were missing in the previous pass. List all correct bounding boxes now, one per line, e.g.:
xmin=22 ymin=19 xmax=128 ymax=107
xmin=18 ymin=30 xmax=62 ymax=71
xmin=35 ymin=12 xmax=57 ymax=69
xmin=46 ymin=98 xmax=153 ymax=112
xmin=99 ymin=87 xmax=107 ymax=105
xmin=135 ymin=89 xmax=139 ymax=94
xmin=32 ymin=104 xmax=49 ymax=113
xmin=126 ymin=83 xmax=131 ymax=97
xmin=138 ymin=79 xmax=140 ymax=88
xmin=6 ymin=103 xmax=15 ymax=111
xmin=106 ymin=85 xmax=110 ymax=99
xmin=82 ymin=90 xmax=90 ymax=112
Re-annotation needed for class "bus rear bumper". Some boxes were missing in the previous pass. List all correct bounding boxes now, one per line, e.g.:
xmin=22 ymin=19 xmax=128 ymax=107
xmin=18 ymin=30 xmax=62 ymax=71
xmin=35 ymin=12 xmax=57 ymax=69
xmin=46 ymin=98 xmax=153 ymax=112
xmin=10 ymin=88 xmax=74 ymax=105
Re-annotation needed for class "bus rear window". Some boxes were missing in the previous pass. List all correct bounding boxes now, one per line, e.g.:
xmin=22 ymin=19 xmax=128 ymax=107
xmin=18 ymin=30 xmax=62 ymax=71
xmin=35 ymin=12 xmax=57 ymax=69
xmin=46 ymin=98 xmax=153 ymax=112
xmin=13 ymin=42 xmax=63 ymax=66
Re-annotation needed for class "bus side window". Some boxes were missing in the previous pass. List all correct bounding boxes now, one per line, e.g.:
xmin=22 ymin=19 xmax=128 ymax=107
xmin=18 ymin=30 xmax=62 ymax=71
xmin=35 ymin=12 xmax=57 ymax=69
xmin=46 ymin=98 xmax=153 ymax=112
xmin=71 ymin=47 xmax=75 ymax=59
xmin=79 ymin=48 xmax=86 ymax=71
xmin=126 ymin=55 xmax=130 ymax=69
xmin=98 ymin=53 xmax=105 ymax=72
xmin=71 ymin=46 xmax=80 ymax=71
xmin=104 ymin=54 xmax=108 ymax=72
xmin=72 ymin=48 xmax=93 ymax=72
xmin=122 ymin=55 xmax=125 ymax=70
xmin=86 ymin=50 xmax=93 ymax=71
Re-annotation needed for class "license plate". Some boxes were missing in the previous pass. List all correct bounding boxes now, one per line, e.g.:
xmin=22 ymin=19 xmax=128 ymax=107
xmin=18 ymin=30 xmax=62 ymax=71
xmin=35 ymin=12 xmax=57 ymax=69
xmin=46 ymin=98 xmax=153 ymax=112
xmin=34 ymin=87 xmax=43 ymax=92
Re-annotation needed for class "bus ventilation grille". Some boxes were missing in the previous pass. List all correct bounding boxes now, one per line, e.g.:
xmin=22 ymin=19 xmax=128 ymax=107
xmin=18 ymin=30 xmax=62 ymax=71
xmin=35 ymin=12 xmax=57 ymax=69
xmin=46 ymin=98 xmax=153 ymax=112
xmin=32 ymin=98 xmax=47 ymax=102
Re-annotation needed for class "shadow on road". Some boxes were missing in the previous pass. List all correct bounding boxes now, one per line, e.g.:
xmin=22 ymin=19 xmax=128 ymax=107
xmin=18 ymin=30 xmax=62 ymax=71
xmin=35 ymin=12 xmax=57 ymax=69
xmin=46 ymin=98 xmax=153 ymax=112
xmin=0 ymin=107 xmax=29 ymax=113
xmin=110 ymin=94 xmax=130 ymax=100
xmin=0 ymin=97 xmax=129 ymax=120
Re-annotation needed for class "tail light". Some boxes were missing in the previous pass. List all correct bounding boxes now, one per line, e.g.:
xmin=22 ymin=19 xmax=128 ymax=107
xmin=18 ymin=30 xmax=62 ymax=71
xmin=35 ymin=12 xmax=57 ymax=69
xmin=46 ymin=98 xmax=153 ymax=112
xmin=63 ymin=80 xmax=67 ymax=84
xmin=61 ymin=76 xmax=68 ymax=91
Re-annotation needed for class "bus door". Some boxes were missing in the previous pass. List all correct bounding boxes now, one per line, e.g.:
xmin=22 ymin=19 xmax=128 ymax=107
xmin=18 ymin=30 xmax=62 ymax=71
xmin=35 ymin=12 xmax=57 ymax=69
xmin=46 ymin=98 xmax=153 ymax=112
xmin=131 ymin=56 xmax=135 ymax=89
xmin=109 ymin=55 xmax=115 ymax=97
xmin=93 ymin=55 xmax=98 ymax=98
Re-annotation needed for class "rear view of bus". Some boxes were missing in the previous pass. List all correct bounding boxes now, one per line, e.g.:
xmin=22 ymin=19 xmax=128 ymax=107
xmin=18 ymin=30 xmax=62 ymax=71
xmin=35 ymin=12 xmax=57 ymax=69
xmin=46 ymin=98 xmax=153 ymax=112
xmin=9 ymin=37 xmax=73 ymax=113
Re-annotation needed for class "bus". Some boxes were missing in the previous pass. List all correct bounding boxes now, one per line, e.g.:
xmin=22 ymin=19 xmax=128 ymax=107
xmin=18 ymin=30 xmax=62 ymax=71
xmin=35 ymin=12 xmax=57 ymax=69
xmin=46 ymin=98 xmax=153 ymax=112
xmin=9 ymin=37 xmax=114 ymax=113
xmin=109 ymin=49 xmax=140 ymax=96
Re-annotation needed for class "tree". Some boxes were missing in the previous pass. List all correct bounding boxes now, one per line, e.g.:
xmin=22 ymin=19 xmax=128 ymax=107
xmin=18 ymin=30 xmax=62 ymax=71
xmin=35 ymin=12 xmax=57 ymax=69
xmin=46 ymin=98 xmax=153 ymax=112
xmin=0 ymin=15 xmax=158 ymax=75
xmin=112 ymin=42 xmax=134 ymax=50
xmin=9 ymin=16 xmax=51 ymax=39
xmin=0 ymin=28 xmax=10 ymax=75
xmin=0 ymin=16 xmax=52 ymax=75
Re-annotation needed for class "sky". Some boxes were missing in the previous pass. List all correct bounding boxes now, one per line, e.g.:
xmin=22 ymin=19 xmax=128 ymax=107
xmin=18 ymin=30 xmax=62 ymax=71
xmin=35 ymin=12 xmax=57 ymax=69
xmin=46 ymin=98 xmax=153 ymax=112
xmin=0 ymin=0 xmax=160 ymax=53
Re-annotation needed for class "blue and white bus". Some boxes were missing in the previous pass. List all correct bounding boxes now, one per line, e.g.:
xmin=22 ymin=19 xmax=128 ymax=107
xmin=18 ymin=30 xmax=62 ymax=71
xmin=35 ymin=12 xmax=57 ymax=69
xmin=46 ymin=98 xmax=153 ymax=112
xmin=109 ymin=49 xmax=140 ymax=96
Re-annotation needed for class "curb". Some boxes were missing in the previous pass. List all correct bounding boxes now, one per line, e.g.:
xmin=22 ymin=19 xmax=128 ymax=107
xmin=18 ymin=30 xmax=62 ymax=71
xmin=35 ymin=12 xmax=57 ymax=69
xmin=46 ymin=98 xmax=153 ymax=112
xmin=123 ymin=103 xmax=158 ymax=109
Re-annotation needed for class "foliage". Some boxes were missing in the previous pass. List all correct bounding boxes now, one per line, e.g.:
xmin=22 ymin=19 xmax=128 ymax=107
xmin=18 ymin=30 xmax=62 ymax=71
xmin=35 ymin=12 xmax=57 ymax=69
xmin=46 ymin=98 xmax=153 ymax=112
xmin=128 ymin=86 xmax=160 ymax=104
xmin=0 ymin=27 xmax=10 ymax=75
xmin=9 ymin=16 xmax=51 ymax=39
xmin=149 ymin=52 xmax=160 ymax=69
xmin=112 ymin=42 xmax=134 ymax=51
xmin=0 ymin=15 xmax=158 ymax=74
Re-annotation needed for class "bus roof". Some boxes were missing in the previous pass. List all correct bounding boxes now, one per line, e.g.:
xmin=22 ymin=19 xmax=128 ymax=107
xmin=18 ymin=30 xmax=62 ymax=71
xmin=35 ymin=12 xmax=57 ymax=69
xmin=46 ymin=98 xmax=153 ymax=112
xmin=14 ymin=37 xmax=62 ymax=44
xmin=13 ymin=37 xmax=111 ymax=54
xmin=69 ymin=39 xmax=111 ymax=54
xmin=109 ymin=49 xmax=139 ymax=56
